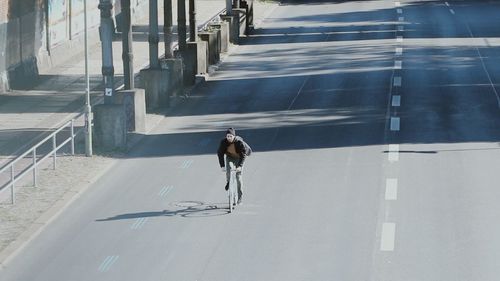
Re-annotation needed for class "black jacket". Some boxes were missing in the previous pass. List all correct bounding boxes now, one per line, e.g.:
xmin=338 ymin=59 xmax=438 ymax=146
xmin=217 ymin=136 xmax=249 ymax=168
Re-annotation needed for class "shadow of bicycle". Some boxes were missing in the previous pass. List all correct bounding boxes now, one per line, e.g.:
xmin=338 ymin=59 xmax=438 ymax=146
xmin=95 ymin=201 xmax=232 ymax=222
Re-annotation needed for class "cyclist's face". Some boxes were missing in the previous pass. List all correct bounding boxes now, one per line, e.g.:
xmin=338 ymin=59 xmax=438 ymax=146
xmin=226 ymin=134 xmax=235 ymax=143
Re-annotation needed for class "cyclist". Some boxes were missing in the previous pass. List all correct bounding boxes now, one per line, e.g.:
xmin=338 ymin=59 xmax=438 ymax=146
xmin=217 ymin=128 xmax=252 ymax=205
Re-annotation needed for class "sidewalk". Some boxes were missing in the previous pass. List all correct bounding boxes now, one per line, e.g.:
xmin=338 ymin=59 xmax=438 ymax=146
xmin=0 ymin=0 xmax=279 ymax=267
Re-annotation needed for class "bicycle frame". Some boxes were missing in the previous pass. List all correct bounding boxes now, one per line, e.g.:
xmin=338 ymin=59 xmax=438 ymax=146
xmin=228 ymin=163 xmax=238 ymax=213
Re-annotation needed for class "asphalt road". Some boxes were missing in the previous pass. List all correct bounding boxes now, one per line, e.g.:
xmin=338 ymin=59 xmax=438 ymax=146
xmin=2 ymin=0 xmax=500 ymax=280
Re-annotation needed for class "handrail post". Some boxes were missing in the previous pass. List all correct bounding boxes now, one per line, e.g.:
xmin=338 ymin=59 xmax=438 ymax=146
xmin=70 ymin=120 xmax=75 ymax=155
xmin=10 ymin=165 xmax=15 ymax=204
xmin=53 ymin=135 xmax=57 ymax=170
xmin=33 ymin=148 xmax=37 ymax=187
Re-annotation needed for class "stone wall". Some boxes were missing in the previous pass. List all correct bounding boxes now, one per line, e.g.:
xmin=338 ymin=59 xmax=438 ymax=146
xmin=0 ymin=0 xmax=46 ymax=91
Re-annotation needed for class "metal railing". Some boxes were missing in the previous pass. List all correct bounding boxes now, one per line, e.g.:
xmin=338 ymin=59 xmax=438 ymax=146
xmin=199 ymin=8 xmax=227 ymax=31
xmin=0 ymin=112 xmax=85 ymax=204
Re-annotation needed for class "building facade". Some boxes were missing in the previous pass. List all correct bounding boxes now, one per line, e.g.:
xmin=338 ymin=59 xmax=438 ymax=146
xmin=0 ymin=0 xmax=147 ymax=92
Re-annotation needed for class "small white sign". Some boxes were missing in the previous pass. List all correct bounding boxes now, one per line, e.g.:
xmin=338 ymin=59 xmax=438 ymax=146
xmin=105 ymin=88 xmax=113 ymax=96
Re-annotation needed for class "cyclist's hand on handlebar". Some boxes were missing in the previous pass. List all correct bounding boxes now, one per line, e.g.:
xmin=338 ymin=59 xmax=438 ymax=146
xmin=236 ymin=167 xmax=242 ymax=173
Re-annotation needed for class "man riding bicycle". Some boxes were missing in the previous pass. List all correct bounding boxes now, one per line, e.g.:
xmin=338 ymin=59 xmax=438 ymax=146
xmin=217 ymin=128 xmax=252 ymax=205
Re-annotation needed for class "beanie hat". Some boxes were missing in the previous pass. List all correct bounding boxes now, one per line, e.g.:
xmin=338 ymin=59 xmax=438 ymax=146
xmin=226 ymin=128 xmax=236 ymax=136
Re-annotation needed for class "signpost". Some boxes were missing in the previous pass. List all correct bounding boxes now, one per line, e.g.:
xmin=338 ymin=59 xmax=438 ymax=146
xmin=84 ymin=0 xmax=93 ymax=156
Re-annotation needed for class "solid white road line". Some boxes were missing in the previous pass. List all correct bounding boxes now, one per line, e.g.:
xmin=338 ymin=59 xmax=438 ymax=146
xmin=395 ymin=2 xmax=401 ymax=7
xmin=392 ymin=95 xmax=401 ymax=107
xmin=390 ymin=117 xmax=400 ymax=131
xmin=381 ymin=223 xmax=396 ymax=251
xmin=388 ymin=144 xmax=399 ymax=162
xmin=395 ymin=47 xmax=403 ymax=56
xmin=395 ymin=61 xmax=402 ymax=70
xmin=393 ymin=76 xmax=402 ymax=87
xmin=385 ymin=179 xmax=398 ymax=200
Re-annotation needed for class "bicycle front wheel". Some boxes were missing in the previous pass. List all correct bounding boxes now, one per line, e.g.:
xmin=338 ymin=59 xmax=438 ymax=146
xmin=228 ymin=189 xmax=233 ymax=213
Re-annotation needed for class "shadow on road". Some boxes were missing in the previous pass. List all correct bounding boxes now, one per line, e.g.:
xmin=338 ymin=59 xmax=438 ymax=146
xmin=96 ymin=201 xmax=230 ymax=221
xmin=2 ymin=0 xmax=500 ymax=160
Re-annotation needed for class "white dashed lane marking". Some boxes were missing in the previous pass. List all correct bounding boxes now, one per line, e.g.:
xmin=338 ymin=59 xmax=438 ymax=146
xmin=395 ymin=47 xmax=403 ymax=56
xmin=398 ymin=16 xmax=404 ymax=22
xmin=394 ymin=61 xmax=402 ymax=70
xmin=393 ymin=76 xmax=402 ymax=87
xmin=396 ymin=36 xmax=403 ymax=43
xmin=385 ymin=179 xmax=398 ymax=200
xmin=450 ymin=9 xmax=455 ymax=15
xmin=390 ymin=117 xmax=400 ymax=131
xmin=381 ymin=223 xmax=396 ymax=251
xmin=397 ymin=8 xmax=402 ymax=14
xmin=392 ymin=95 xmax=401 ymax=107
xmin=388 ymin=144 xmax=400 ymax=162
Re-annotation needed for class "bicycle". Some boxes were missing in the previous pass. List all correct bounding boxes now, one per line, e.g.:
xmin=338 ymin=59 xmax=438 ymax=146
xmin=227 ymin=163 xmax=239 ymax=213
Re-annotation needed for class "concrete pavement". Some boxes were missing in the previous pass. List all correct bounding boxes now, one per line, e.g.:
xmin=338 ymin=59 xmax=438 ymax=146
xmin=2 ymin=0 xmax=500 ymax=279
xmin=0 ymin=0 xmax=279 ymax=267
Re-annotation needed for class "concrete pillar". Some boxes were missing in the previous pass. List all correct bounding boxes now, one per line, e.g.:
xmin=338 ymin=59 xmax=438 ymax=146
xmin=93 ymin=104 xmax=127 ymax=151
xmin=210 ymin=21 xmax=229 ymax=53
xmin=149 ymin=0 xmax=160 ymax=69
xmin=241 ymin=0 xmax=254 ymax=35
xmin=189 ymin=0 xmax=197 ymax=42
xmin=178 ymin=0 xmax=187 ymax=52
xmin=99 ymin=0 xmax=115 ymax=104
xmin=141 ymin=0 xmax=169 ymax=110
xmin=121 ymin=0 xmax=134 ymax=89
xmin=164 ymin=0 xmax=174 ymax=58
xmin=183 ymin=41 xmax=208 ymax=85
xmin=140 ymin=69 xmax=169 ymax=109
xmin=114 ymin=89 xmax=147 ymax=133
xmin=161 ymin=58 xmax=185 ymax=99
xmin=233 ymin=8 xmax=246 ymax=38
xmin=198 ymin=30 xmax=219 ymax=65
xmin=220 ymin=14 xmax=239 ymax=44
xmin=225 ymin=0 xmax=232 ymax=15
